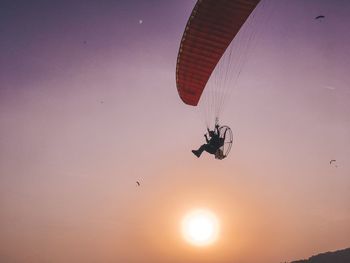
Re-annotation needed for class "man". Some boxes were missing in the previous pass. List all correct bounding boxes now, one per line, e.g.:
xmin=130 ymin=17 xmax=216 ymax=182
xmin=192 ymin=125 xmax=226 ymax=158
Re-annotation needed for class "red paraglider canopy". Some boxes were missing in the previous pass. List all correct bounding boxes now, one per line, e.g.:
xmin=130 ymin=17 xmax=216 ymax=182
xmin=176 ymin=0 xmax=260 ymax=106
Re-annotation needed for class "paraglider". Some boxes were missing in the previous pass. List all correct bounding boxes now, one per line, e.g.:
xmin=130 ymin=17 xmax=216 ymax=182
xmin=330 ymin=160 xmax=338 ymax=168
xmin=192 ymin=125 xmax=232 ymax=159
xmin=176 ymin=0 xmax=260 ymax=159
xmin=315 ymin=15 xmax=325 ymax=20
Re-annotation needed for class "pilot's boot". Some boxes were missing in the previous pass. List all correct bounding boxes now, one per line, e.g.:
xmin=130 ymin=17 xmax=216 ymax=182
xmin=192 ymin=150 xmax=201 ymax=158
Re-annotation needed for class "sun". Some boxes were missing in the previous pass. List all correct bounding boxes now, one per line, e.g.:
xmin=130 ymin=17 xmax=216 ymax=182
xmin=181 ymin=208 xmax=220 ymax=247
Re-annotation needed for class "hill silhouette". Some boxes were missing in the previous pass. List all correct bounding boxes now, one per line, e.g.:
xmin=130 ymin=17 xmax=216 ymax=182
xmin=291 ymin=247 xmax=350 ymax=263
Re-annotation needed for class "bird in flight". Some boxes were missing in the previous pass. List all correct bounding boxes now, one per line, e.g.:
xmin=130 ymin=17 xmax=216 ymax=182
xmin=136 ymin=181 xmax=140 ymax=186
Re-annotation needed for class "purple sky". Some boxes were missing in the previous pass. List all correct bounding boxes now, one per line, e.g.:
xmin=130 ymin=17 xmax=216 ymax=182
xmin=1 ymin=1 xmax=350 ymax=262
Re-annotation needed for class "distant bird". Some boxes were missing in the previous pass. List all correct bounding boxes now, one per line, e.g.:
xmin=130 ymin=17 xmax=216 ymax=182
xmin=330 ymin=159 xmax=336 ymax=165
xmin=136 ymin=181 xmax=140 ymax=186
xmin=83 ymin=40 xmax=87 ymax=44
xmin=315 ymin=15 xmax=325 ymax=20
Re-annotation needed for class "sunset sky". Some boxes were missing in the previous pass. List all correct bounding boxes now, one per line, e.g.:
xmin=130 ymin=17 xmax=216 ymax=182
xmin=1 ymin=1 xmax=350 ymax=262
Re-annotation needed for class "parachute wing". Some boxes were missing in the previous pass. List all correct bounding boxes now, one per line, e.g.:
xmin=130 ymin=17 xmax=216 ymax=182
xmin=315 ymin=15 xmax=325 ymax=20
xmin=176 ymin=0 xmax=260 ymax=106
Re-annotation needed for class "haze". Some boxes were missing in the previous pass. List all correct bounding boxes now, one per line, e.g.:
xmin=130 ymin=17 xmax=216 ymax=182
xmin=1 ymin=1 xmax=350 ymax=262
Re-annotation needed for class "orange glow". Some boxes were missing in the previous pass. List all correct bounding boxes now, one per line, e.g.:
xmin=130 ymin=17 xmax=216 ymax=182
xmin=181 ymin=208 xmax=220 ymax=247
